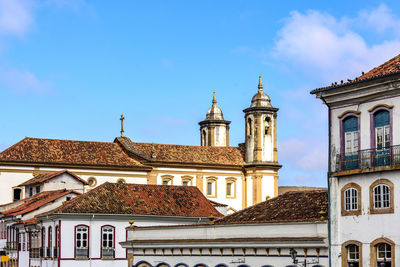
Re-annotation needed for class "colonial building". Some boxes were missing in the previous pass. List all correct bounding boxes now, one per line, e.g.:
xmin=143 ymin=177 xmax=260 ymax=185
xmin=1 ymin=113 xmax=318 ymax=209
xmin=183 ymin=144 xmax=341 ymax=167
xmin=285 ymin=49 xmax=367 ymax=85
xmin=121 ymin=189 xmax=329 ymax=267
xmin=1 ymin=175 xmax=221 ymax=267
xmin=311 ymin=54 xmax=400 ymax=267
xmin=0 ymin=77 xmax=281 ymax=212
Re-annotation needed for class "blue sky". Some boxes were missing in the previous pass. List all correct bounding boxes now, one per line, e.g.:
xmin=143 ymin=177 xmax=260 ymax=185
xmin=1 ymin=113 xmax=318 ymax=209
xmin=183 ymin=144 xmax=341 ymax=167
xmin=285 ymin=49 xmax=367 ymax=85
xmin=1 ymin=0 xmax=400 ymax=187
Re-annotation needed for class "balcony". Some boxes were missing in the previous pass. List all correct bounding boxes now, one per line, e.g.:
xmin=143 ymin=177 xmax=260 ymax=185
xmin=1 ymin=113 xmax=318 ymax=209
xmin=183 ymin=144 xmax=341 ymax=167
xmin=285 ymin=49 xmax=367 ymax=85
xmin=101 ymin=248 xmax=115 ymax=259
xmin=75 ymin=248 xmax=89 ymax=259
xmin=5 ymin=242 xmax=17 ymax=251
xmin=29 ymin=248 xmax=40 ymax=258
xmin=335 ymin=145 xmax=400 ymax=173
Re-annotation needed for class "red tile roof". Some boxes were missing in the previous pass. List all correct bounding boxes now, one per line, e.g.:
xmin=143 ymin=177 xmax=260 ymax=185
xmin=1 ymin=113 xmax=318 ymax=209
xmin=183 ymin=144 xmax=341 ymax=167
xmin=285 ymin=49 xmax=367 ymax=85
xmin=311 ymin=53 xmax=400 ymax=94
xmin=1 ymin=190 xmax=79 ymax=217
xmin=49 ymin=182 xmax=222 ymax=218
xmin=0 ymin=137 xmax=145 ymax=168
xmin=209 ymin=200 xmax=228 ymax=207
xmin=19 ymin=170 xmax=88 ymax=186
xmin=215 ymin=190 xmax=328 ymax=224
xmin=14 ymin=218 xmax=39 ymax=226
xmin=116 ymin=137 xmax=245 ymax=166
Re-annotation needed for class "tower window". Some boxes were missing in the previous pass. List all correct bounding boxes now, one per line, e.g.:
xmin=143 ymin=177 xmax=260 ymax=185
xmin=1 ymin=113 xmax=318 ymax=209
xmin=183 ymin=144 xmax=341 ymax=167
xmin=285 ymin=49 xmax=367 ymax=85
xmin=247 ymin=118 xmax=252 ymax=136
xmin=265 ymin=117 xmax=271 ymax=135
xmin=202 ymin=129 xmax=207 ymax=146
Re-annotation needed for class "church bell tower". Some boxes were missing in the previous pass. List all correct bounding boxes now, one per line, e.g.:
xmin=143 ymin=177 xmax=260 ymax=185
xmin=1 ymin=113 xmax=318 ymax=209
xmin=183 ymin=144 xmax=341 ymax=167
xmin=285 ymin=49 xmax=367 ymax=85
xmin=199 ymin=92 xmax=231 ymax=146
xmin=243 ymin=76 xmax=278 ymax=163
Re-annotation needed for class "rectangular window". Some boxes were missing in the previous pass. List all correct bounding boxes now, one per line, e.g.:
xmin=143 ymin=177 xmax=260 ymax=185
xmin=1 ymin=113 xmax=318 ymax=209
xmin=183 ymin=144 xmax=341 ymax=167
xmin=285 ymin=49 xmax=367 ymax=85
xmin=102 ymin=226 xmax=114 ymax=259
xmin=207 ymin=182 xmax=213 ymax=196
xmin=226 ymin=182 xmax=232 ymax=196
xmin=75 ymin=226 xmax=89 ymax=259
xmin=36 ymin=186 xmax=40 ymax=194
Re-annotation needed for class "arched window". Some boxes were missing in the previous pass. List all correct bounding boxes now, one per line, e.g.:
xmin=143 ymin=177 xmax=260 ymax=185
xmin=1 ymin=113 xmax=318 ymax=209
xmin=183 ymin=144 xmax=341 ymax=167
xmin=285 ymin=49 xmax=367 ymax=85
xmin=54 ymin=225 xmax=59 ymax=258
xmin=136 ymin=261 xmax=152 ymax=267
xmin=206 ymin=177 xmax=217 ymax=198
xmin=181 ymin=176 xmax=193 ymax=186
xmin=247 ymin=117 xmax=252 ymax=136
xmin=370 ymin=179 xmax=393 ymax=214
xmin=75 ymin=225 xmax=89 ymax=259
xmin=101 ymin=225 xmax=115 ymax=259
xmin=370 ymin=105 xmax=392 ymax=167
xmin=341 ymin=183 xmax=361 ymax=216
xmin=202 ymin=129 xmax=207 ymax=146
xmin=265 ymin=117 xmax=271 ymax=135
xmin=175 ymin=264 xmax=189 ymax=267
xmin=342 ymin=241 xmax=362 ymax=267
xmin=344 ymin=188 xmax=358 ymax=211
xmin=225 ymin=177 xmax=237 ymax=198
xmin=161 ymin=175 xmax=173 ymax=185
xmin=342 ymin=115 xmax=359 ymax=170
xmin=377 ymin=243 xmax=392 ymax=266
xmin=47 ymin=227 xmax=52 ymax=257
xmin=156 ymin=263 xmax=170 ymax=267
xmin=373 ymin=184 xmax=390 ymax=209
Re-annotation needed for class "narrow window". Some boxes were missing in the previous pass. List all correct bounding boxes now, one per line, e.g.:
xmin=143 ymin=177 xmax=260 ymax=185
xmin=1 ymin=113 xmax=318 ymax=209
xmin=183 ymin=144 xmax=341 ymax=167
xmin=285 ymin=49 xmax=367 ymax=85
xmin=347 ymin=244 xmax=359 ymax=267
xmin=226 ymin=182 xmax=232 ymax=196
xmin=377 ymin=243 xmax=391 ymax=266
xmin=54 ymin=225 xmax=59 ymax=258
xmin=36 ymin=186 xmax=40 ymax=194
xmin=29 ymin=187 xmax=33 ymax=196
xmin=202 ymin=130 xmax=207 ymax=145
xmin=47 ymin=227 xmax=52 ymax=258
xmin=101 ymin=226 xmax=115 ymax=259
xmin=247 ymin=118 xmax=252 ymax=136
xmin=374 ymin=110 xmax=390 ymax=166
xmin=207 ymin=182 xmax=213 ymax=196
xmin=344 ymin=188 xmax=358 ymax=211
xmin=342 ymin=116 xmax=359 ymax=170
xmin=75 ymin=226 xmax=89 ymax=259
xmin=265 ymin=117 xmax=271 ymax=135
xmin=41 ymin=227 xmax=45 ymax=258
xmin=13 ymin=188 xmax=22 ymax=202
xmin=374 ymin=184 xmax=390 ymax=209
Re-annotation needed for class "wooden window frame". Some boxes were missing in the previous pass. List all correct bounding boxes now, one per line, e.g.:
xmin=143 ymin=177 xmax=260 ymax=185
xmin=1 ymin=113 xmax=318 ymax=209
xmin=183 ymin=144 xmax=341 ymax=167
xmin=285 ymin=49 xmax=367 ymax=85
xmin=370 ymin=237 xmax=395 ymax=267
xmin=342 ymin=240 xmax=363 ymax=267
xmin=181 ymin=176 xmax=193 ymax=186
xmin=341 ymin=183 xmax=362 ymax=216
xmin=369 ymin=179 xmax=394 ymax=214
xmin=225 ymin=177 xmax=237 ymax=199
xmin=206 ymin=177 xmax=217 ymax=198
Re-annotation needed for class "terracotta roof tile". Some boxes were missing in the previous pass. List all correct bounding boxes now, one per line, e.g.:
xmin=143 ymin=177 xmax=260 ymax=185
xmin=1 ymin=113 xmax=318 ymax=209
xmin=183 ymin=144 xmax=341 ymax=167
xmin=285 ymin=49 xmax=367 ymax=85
xmin=1 ymin=190 xmax=78 ymax=217
xmin=311 ymin=53 xmax=400 ymax=94
xmin=19 ymin=170 xmax=88 ymax=186
xmin=209 ymin=200 xmax=228 ymax=207
xmin=14 ymin=218 xmax=39 ymax=226
xmin=0 ymin=137 xmax=145 ymax=168
xmin=215 ymin=190 xmax=328 ymax=224
xmin=50 ymin=182 xmax=222 ymax=218
xmin=116 ymin=137 xmax=245 ymax=166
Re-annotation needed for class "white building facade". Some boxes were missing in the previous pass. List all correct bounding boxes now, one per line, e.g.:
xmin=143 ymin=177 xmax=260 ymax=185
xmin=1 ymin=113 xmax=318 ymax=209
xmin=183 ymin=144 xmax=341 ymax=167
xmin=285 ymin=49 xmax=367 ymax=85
xmin=312 ymin=54 xmax=400 ymax=267
xmin=122 ymin=190 xmax=329 ymax=267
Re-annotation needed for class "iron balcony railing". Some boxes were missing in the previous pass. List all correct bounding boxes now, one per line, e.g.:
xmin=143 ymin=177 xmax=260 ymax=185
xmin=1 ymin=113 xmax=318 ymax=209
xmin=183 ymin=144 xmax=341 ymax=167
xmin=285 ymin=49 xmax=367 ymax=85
xmin=101 ymin=248 xmax=115 ymax=259
xmin=53 ymin=247 xmax=58 ymax=258
xmin=5 ymin=242 xmax=17 ymax=251
xmin=29 ymin=248 xmax=40 ymax=258
xmin=75 ymin=248 xmax=89 ymax=259
xmin=335 ymin=145 xmax=400 ymax=172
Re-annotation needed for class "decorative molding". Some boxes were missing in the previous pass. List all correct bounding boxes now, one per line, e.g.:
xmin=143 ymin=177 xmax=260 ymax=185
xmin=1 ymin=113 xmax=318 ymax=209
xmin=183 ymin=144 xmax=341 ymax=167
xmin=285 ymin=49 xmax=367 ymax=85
xmin=368 ymin=104 xmax=394 ymax=112
xmin=341 ymin=240 xmax=363 ymax=267
xmin=370 ymin=237 xmax=395 ymax=267
xmin=337 ymin=110 xmax=361 ymax=118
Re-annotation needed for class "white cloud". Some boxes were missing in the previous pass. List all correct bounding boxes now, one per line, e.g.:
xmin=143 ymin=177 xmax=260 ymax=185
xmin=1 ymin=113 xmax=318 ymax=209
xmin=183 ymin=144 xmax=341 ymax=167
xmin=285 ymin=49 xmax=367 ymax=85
xmin=0 ymin=68 xmax=52 ymax=94
xmin=358 ymin=4 xmax=400 ymax=34
xmin=279 ymin=137 xmax=327 ymax=171
xmin=0 ymin=0 xmax=34 ymax=36
xmin=273 ymin=6 xmax=400 ymax=82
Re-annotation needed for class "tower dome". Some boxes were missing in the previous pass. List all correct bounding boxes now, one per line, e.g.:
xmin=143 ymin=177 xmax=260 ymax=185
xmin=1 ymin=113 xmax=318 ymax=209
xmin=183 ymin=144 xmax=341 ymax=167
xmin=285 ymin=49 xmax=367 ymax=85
xmin=205 ymin=92 xmax=224 ymax=120
xmin=199 ymin=92 xmax=231 ymax=147
xmin=250 ymin=76 xmax=273 ymax=108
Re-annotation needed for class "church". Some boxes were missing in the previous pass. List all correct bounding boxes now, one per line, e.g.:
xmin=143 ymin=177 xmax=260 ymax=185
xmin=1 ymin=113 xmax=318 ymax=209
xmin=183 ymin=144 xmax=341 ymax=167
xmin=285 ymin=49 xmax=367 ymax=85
xmin=0 ymin=76 xmax=281 ymax=212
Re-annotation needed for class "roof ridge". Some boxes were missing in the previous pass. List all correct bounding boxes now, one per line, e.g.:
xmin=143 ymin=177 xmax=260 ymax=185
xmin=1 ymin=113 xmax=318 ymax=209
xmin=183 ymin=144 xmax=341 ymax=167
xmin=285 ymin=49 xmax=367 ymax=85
xmin=24 ymin=137 xmax=115 ymax=144
xmin=132 ymin=142 xmax=239 ymax=149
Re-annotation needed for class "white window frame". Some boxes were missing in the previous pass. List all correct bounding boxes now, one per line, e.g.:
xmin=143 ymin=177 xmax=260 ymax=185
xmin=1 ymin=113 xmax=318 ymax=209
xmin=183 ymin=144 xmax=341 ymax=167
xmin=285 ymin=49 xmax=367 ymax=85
xmin=344 ymin=188 xmax=358 ymax=211
xmin=373 ymin=184 xmax=390 ymax=209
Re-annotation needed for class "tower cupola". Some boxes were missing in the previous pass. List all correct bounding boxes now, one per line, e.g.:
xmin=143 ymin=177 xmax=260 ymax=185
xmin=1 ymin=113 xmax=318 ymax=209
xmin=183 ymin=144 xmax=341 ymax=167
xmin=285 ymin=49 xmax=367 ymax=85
xmin=243 ymin=76 xmax=279 ymax=163
xmin=199 ymin=92 xmax=231 ymax=147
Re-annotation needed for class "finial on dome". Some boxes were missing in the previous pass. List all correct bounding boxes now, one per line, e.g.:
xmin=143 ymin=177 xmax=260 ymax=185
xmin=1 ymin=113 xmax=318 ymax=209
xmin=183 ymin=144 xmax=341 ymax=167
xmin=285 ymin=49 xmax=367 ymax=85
xmin=212 ymin=91 xmax=217 ymax=106
xmin=258 ymin=75 xmax=263 ymax=92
